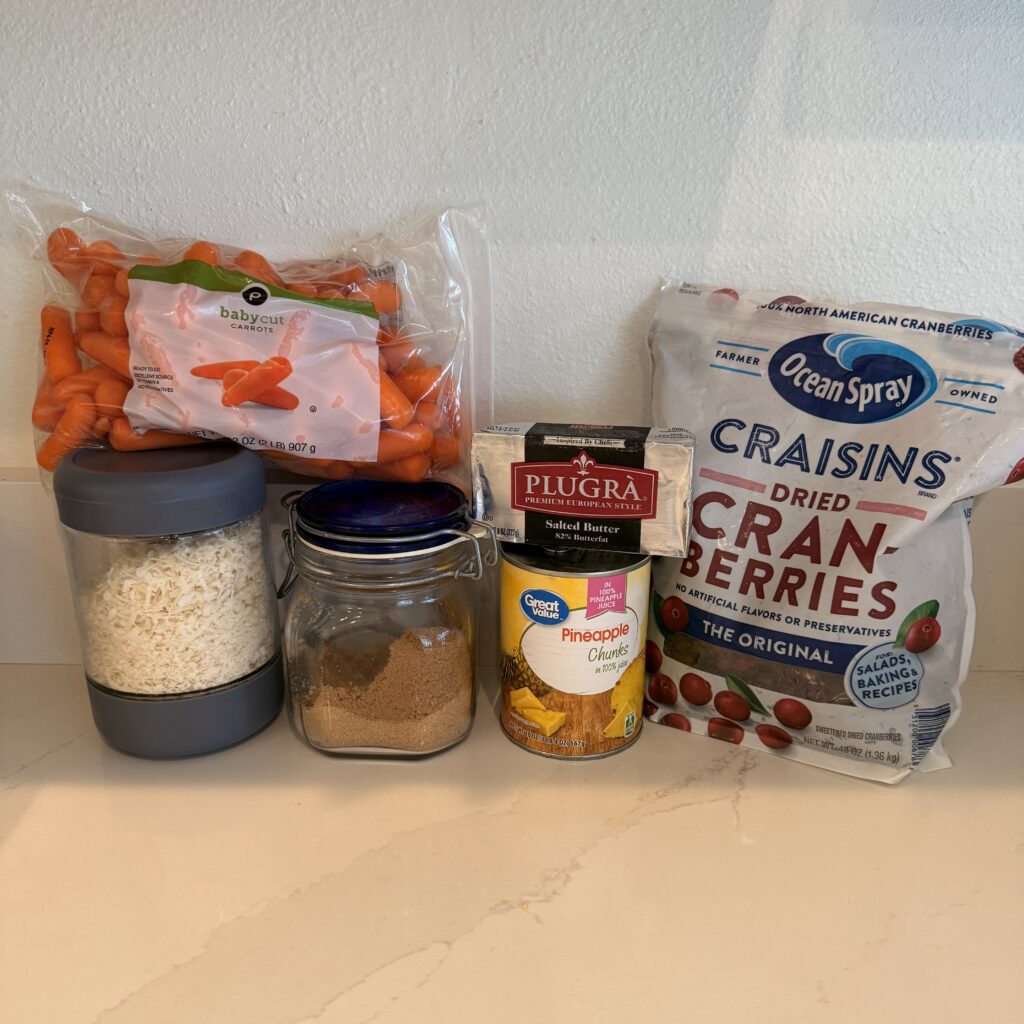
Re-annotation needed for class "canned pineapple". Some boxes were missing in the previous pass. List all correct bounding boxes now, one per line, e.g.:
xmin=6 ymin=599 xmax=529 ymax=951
xmin=500 ymin=543 xmax=651 ymax=759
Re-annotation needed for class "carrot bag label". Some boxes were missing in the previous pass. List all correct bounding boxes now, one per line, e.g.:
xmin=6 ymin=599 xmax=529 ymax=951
xmin=124 ymin=262 xmax=381 ymax=461
xmin=647 ymin=283 xmax=1024 ymax=782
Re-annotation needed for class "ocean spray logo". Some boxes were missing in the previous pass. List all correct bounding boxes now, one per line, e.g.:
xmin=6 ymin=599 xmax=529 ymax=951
xmin=520 ymin=589 xmax=569 ymax=625
xmin=768 ymin=333 xmax=937 ymax=423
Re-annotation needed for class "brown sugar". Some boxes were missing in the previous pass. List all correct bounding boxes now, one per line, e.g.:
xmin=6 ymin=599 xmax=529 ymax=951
xmin=299 ymin=625 xmax=474 ymax=754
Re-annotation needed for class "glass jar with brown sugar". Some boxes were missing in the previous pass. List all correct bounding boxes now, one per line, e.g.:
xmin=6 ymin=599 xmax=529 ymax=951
xmin=280 ymin=480 xmax=496 ymax=758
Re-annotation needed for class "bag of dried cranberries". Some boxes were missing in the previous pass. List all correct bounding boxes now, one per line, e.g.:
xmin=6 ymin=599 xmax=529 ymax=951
xmin=647 ymin=283 xmax=1024 ymax=781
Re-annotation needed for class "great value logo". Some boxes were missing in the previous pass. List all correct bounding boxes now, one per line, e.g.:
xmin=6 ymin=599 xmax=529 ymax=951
xmin=520 ymin=589 xmax=570 ymax=625
xmin=768 ymin=333 xmax=937 ymax=423
xmin=510 ymin=450 xmax=659 ymax=518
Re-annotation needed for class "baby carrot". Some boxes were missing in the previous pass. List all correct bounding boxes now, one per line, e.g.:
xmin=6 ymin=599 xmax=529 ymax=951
xmin=99 ymin=295 xmax=128 ymax=337
xmin=376 ymin=422 xmax=434 ymax=463
xmin=80 ymin=331 xmax=131 ymax=380
xmin=183 ymin=240 xmax=221 ymax=265
xmin=47 ymin=228 xmax=85 ymax=282
xmin=430 ymin=433 xmax=461 ymax=469
xmin=235 ymin=250 xmax=282 ymax=285
xmin=285 ymin=282 xmax=318 ymax=297
xmin=190 ymin=360 xmax=260 ymax=380
xmin=377 ymin=327 xmax=425 ymax=374
xmin=94 ymin=378 xmax=130 ymax=417
xmin=81 ymin=273 xmax=114 ymax=308
xmin=379 ymin=371 xmax=415 ymax=429
xmin=362 ymin=279 xmax=401 ymax=314
xmin=322 ymin=461 xmax=354 ymax=479
xmin=113 ymin=268 xmax=131 ymax=298
xmin=83 ymin=240 xmax=123 ymax=276
xmin=41 ymin=305 xmax=81 ymax=381
xmin=53 ymin=365 xmax=122 ymax=404
xmin=222 ymin=357 xmax=292 ymax=407
xmin=394 ymin=365 xmax=444 ymax=404
xmin=75 ymin=309 xmax=101 ymax=333
xmin=93 ymin=416 xmax=111 ymax=437
xmin=414 ymin=401 xmax=443 ymax=431
xmin=36 ymin=396 xmax=97 ymax=471
xmin=109 ymin=418 xmax=204 ymax=452
xmin=351 ymin=453 xmax=432 ymax=483
xmin=31 ymin=377 xmax=64 ymax=432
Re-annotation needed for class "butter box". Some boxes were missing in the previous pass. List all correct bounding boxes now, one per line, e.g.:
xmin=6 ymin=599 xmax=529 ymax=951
xmin=472 ymin=423 xmax=694 ymax=556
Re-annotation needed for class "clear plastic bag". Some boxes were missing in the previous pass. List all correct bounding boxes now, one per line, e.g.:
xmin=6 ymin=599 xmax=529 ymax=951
xmin=6 ymin=184 xmax=491 ymax=485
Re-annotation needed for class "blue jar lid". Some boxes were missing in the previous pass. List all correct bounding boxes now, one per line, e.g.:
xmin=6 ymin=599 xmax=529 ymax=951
xmin=295 ymin=479 xmax=470 ymax=554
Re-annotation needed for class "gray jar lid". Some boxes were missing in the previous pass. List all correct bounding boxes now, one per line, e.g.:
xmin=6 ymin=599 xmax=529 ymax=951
xmin=53 ymin=445 xmax=267 ymax=537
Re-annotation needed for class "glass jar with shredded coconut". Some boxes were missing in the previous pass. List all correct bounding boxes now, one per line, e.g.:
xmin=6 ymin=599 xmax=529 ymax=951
xmin=54 ymin=445 xmax=284 ymax=758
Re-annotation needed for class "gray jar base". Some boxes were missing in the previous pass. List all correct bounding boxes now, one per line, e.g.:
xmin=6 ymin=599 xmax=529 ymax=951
xmin=86 ymin=654 xmax=284 ymax=759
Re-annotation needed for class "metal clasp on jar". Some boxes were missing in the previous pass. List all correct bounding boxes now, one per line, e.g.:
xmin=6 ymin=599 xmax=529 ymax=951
xmin=276 ymin=490 xmax=498 ymax=598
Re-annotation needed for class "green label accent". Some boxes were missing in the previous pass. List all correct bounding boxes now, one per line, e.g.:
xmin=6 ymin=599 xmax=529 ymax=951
xmin=128 ymin=260 xmax=379 ymax=319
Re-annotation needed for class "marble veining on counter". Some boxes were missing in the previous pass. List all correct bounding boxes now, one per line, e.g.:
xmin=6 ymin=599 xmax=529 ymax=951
xmin=2 ymin=665 xmax=1022 ymax=1023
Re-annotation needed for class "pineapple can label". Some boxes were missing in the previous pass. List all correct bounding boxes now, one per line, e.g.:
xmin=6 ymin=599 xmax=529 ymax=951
xmin=500 ymin=543 xmax=651 ymax=758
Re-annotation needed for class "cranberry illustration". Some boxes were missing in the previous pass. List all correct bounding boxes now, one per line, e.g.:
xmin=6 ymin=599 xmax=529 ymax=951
xmin=771 ymin=294 xmax=805 ymax=306
xmin=712 ymin=287 xmax=739 ymax=300
xmin=708 ymin=718 xmax=744 ymax=744
xmin=648 ymin=673 xmax=678 ymax=705
xmin=643 ymin=699 xmax=659 ymax=719
xmin=773 ymin=698 xmax=812 ymax=730
xmin=1015 ymin=345 xmax=1024 ymax=376
xmin=679 ymin=672 xmax=712 ymax=706
xmin=904 ymin=617 xmax=941 ymax=653
xmin=645 ymin=640 xmax=663 ymax=674
xmin=659 ymin=596 xmax=688 ymax=632
xmin=713 ymin=690 xmax=750 ymax=722
xmin=1006 ymin=457 xmax=1024 ymax=486
xmin=755 ymin=724 xmax=793 ymax=749
xmin=662 ymin=713 xmax=691 ymax=732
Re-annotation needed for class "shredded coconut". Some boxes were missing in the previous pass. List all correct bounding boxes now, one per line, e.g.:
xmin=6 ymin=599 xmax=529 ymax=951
xmin=81 ymin=514 xmax=278 ymax=694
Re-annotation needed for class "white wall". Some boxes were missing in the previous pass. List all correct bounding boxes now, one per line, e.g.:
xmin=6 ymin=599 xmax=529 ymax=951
xmin=1 ymin=0 xmax=1022 ymax=667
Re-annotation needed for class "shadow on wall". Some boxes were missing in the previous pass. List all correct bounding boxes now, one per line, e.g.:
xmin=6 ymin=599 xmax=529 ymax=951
xmin=781 ymin=1 xmax=1024 ymax=141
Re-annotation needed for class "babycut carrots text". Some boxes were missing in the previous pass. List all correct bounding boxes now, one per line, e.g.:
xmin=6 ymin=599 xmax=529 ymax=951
xmin=41 ymin=305 xmax=81 ymax=381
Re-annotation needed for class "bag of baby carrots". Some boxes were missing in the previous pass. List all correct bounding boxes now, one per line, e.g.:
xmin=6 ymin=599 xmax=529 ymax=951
xmin=6 ymin=184 xmax=491 ymax=485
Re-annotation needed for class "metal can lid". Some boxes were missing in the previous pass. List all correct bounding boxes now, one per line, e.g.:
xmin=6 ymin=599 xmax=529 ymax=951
xmin=53 ymin=445 xmax=266 ymax=537
xmin=296 ymin=479 xmax=470 ymax=555
xmin=500 ymin=542 xmax=650 ymax=578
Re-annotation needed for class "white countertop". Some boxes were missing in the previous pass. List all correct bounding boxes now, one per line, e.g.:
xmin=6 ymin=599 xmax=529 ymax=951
xmin=2 ymin=665 xmax=1022 ymax=1024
